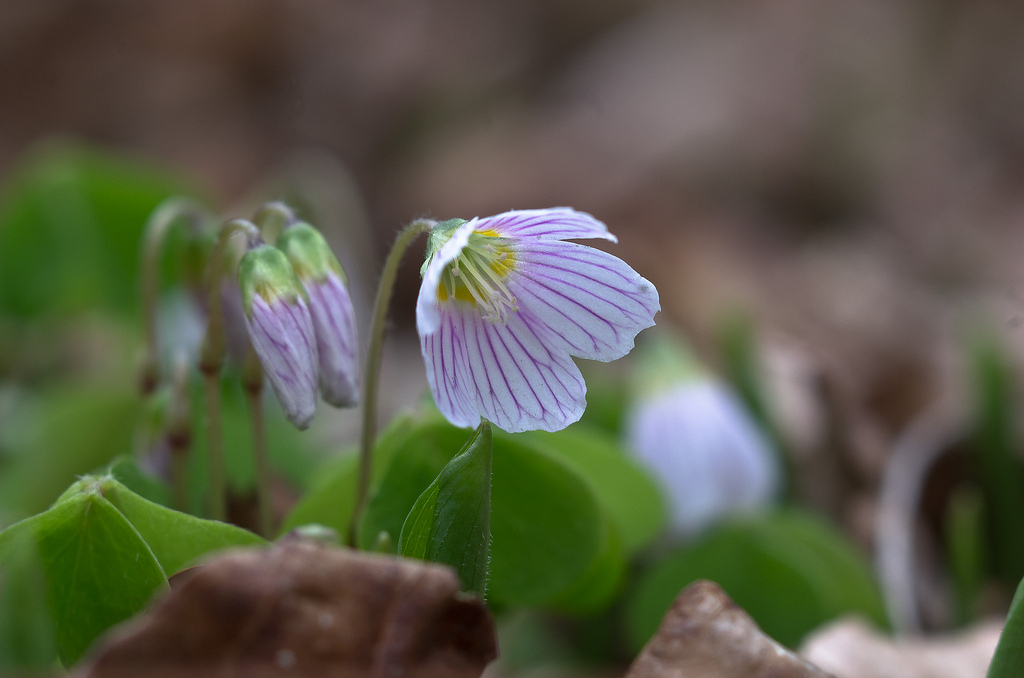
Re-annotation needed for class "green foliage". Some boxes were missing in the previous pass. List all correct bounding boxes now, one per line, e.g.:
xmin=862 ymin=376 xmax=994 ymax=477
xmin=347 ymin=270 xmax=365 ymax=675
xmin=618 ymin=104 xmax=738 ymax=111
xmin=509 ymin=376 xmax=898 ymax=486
xmin=486 ymin=431 xmax=615 ymax=609
xmin=0 ymin=531 xmax=55 ymax=671
xmin=0 ymin=476 xmax=266 ymax=668
xmin=185 ymin=378 xmax=322 ymax=517
xmin=625 ymin=510 xmax=888 ymax=650
xmin=945 ymin=485 xmax=987 ymax=626
xmin=101 ymin=477 xmax=264 ymax=575
xmin=36 ymin=492 xmax=167 ymax=665
xmin=0 ymin=386 xmax=140 ymax=524
xmin=293 ymin=414 xmax=629 ymax=610
xmin=970 ymin=336 xmax=1024 ymax=586
xmin=399 ymin=422 xmax=492 ymax=596
xmin=989 ymin=575 xmax=1024 ymax=678
xmin=278 ymin=415 xmax=417 ymax=537
xmin=105 ymin=455 xmax=175 ymax=508
xmin=0 ymin=142 xmax=198 ymax=320
xmin=524 ymin=425 xmax=665 ymax=554
xmin=279 ymin=453 xmax=359 ymax=536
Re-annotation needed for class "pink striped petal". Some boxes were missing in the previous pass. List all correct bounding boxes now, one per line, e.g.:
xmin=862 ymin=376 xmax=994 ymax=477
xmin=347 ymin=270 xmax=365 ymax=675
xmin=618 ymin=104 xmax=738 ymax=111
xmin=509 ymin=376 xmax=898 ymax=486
xmin=475 ymin=208 xmax=616 ymax=243
xmin=416 ymin=207 xmax=657 ymax=433
xmin=418 ymin=304 xmax=587 ymax=433
xmin=305 ymin=273 xmax=360 ymax=408
xmin=245 ymin=295 xmax=319 ymax=429
xmin=509 ymin=240 xmax=660 ymax=361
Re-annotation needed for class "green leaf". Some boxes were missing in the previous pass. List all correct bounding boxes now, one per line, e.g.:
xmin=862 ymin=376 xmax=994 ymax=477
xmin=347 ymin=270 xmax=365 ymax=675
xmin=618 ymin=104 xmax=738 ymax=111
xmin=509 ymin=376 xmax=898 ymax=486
xmin=488 ymin=432 xmax=604 ymax=607
xmin=549 ymin=513 xmax=626 ymax=614
xmin=101 ymin=477 xmax=265 ymax=575
xmin=398 ymin=485 xmax=439 ymax=560
xmin=279 ymin=415 xmax=418 ymax=537
xmin=625 ymin=510 xmax=886 ymax=650
xmin=0 ymin=529 xmax=56 ymax=670
xmin=279 ymin=453 xmax=359 ymax=536
xmin=971 ymin=335 xmax=1024 ymax=586
xmin=989 ymin=575 xmax=1024 ymax=678
xmin=105 ymin=455 xmax=175 ymax=508
xmin=946 ymin=485 xmax=987 ymax=626
xmin=399 ymin=423 xmax=492 ymax=595
xmin=355 ymin=417 xmax=607 ymax=607
xmin=524 ymin=426 xmax=665 ymax=553
xmin=0 ymin=386 xmax=140 ymax=523
xmin=358 ymin=419 xmax=471 ymax=550
xmin=34 ymin=491 xmax=168 ymax=665
xmin=0 ymin=142 xmax=198 ymax=320
xmin=0 ymin=476 xmax=265 ymax=667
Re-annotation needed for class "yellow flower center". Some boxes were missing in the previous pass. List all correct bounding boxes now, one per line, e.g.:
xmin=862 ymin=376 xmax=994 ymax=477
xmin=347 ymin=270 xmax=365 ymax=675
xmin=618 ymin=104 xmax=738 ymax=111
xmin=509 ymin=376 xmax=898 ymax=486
xmin=437 ymin=229 xmax=518 ymax=323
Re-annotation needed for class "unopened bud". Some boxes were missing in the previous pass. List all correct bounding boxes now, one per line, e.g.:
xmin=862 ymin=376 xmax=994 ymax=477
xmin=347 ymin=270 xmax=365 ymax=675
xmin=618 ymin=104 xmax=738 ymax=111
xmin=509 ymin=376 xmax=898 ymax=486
xmin=277 ymin=223 xmax=359 ymax=408
xmin=238 ymin=243 xmax=319 ymax=429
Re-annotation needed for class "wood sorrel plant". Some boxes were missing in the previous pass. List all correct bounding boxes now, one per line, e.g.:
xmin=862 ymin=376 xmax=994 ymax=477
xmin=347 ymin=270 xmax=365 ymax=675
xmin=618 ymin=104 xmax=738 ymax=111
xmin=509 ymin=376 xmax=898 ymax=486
xmin=0 ymin=198 xmax=664 ymax=670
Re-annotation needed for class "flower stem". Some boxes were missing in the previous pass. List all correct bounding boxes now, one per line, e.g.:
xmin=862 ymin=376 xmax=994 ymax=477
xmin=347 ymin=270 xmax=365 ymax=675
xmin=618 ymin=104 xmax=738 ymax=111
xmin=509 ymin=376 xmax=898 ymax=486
xmin=252 ymin=201 xmax=299 ymax=244
xmin=139 ymin=197 xmax=212 ymax=394
xmin=167 ymin=351 xmax=193 ymax=513
xmin=201 ymin=370 xmax=226 ymax=521
xmin=199 ymin=218 xmax=261 ymax=522
xmin=243 ymin=349 xmax=273 ymax=538
xmin=348 ymin=218 xmax=436 ymax=547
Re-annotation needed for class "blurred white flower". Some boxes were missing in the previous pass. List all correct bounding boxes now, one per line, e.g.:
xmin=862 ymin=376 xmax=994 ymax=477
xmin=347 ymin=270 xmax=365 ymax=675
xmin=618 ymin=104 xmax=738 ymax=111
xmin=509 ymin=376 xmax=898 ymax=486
xmin=627 ymin=378 xmax=780 ymax=537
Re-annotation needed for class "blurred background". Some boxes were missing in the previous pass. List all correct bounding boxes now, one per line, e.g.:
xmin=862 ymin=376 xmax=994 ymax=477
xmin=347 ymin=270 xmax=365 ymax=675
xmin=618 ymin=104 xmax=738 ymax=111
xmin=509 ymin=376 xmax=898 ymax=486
xmin=4 ymin=0 xmax=1024 ymax=672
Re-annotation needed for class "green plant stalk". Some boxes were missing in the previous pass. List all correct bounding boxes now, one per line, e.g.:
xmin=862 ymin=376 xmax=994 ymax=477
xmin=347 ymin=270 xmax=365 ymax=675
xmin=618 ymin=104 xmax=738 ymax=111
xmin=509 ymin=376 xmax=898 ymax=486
xmin=198 ymin=218 xmax=260 ymax=522
xmin=139 ymin=197 xmax=212 ymax=394
xmin=167 ymin=351 xmax=193 ymax=514
xmin=252 ymin=201 xmax=299 ymax=244
xmin=243 ymin=350 xmax=273 ymax=538
xmin=348 ymin=218 xmax=436 ymax=547
xmin=201 ymin=371 xmax=226 ymax=521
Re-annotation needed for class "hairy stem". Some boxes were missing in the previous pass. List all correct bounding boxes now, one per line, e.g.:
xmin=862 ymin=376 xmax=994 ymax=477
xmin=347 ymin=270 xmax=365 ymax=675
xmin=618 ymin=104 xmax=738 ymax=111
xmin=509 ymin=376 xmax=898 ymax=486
xmin=243 ymin=349 xmax=273 ymax=538
xmin=199 ymin=218 xmax=260 ymax=522
xmin=138 ymin=197 xmax=211 ymax=393
xmin=252 ymin=201 xmax=299 ymax=244
xmin=348 ymin=218 xmax=436 ymax=547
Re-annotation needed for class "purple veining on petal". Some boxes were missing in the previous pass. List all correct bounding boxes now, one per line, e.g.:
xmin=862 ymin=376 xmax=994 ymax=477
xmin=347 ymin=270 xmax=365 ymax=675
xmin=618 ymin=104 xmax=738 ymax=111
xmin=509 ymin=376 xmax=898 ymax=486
xmin=475 ymin=208 xmax=617 ymax=243
xmin=420 ymin=305 xmax=479 ymax=428
xmin=305 ymin=273 xmax=360 ymax=408
xmin=416 ymin=208 xmax=655 ymax=433
xmin=509 ymin=241 xmax=659 ymax=362
xmin=245 ymin=295 xmax=318 ymax=430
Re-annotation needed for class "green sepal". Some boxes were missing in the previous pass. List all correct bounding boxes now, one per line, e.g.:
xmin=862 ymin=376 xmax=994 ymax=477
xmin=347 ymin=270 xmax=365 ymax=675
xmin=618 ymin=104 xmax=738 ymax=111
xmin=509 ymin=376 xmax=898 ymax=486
xmin=421 ymin=218 xmax=468 ymax=277
xmin=237 ymin=243 xmax=307 ymax=316
xmin=276 ymin=222 xmax=346 ymax=284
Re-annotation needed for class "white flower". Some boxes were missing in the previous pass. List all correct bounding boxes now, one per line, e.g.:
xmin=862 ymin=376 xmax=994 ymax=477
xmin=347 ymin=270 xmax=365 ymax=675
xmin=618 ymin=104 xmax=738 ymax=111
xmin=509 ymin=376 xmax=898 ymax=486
xmin=417 ymin=208 xmax=660 ymax=433
xmin=627 ymin=379 xmax=780 ymax=537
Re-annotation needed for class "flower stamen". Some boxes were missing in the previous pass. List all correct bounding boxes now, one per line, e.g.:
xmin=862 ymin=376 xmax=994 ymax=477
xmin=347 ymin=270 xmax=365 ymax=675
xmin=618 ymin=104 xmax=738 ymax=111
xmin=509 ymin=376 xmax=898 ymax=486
xmin=437 ymin=230 xmax=519 ymax=323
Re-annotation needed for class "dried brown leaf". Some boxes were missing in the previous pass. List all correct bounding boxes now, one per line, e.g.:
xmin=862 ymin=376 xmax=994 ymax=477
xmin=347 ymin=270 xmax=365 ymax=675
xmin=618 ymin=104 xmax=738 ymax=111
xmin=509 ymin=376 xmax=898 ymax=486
xmin=800 ymin=617 xmax=1000 ymax=678
xmin=625 ymin=580 xmax=832 ymax=678
xmin=74 ymin=541 xmax=497 ymax=678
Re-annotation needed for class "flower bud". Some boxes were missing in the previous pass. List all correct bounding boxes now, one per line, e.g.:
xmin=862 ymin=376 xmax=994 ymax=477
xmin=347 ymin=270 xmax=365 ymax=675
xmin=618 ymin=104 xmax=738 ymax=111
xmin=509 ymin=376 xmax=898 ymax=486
xmin=238 ymin=243 xmax=319 ymax=429
xmin=627 ymin=379 xmax=779 ymax=537
xmin=277 ymin=222 xmax=359 ymax=408
xmin=627 ymin=337 xmax=779 ymax=537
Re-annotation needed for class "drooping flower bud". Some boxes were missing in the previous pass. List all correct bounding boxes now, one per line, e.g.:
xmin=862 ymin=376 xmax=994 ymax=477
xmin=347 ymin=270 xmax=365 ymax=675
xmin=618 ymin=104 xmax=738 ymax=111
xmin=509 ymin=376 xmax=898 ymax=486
xmin=277 ymin=222 xmax=359 ymax=408
xmin=238 ymin=242 xmax=319 ymax=429
xmin=626 ymin=336 xmax=780 ymax=537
